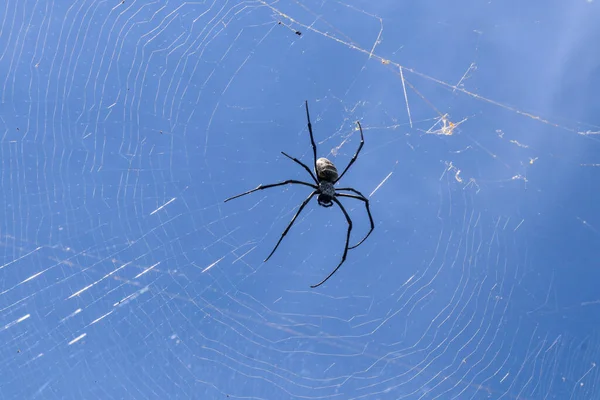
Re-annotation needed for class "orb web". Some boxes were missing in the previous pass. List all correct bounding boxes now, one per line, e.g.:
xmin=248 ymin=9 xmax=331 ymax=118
xmin=0 ymin=0 xmax=599 ymax=399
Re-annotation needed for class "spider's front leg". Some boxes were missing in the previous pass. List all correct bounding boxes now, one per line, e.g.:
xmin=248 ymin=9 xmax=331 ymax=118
xmin=310 ymin=197 xmax=353 ymax=288
xmin=264 ymin=191 xmax=317 ymax=262
xmin=336 ymin=189 xmax=374 ymax=249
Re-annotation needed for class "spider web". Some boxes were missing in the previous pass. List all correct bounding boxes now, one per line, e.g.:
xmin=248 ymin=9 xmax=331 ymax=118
xmin=1 ymin=0 xmax=600 ymax=398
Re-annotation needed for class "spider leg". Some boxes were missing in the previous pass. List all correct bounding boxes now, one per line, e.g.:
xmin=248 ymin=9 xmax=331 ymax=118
xmin=334 ymin=120 xmax=364 ymax=184
xmin=336 ymin=189 xmax=374 ymax=249
xmin=311 ymin=197 xmax=352 ymax=288
xmin=304 ymin=101 xmax=318 ymax=174
xmin=281 ymin=152 xmax=318 ymax=184
xmin=224 ymin=180 xmax=317 ymax=203
xmin=264 ymin=191 xmax=317 ymax=262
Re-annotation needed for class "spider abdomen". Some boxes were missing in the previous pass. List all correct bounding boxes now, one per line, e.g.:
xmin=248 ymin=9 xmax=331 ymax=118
xmin=316 ymin=157 xmax=338 ymax=182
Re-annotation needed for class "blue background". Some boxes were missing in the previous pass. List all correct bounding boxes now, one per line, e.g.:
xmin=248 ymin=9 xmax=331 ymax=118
xmin=1 ymin=0 xmax=600 ymax=398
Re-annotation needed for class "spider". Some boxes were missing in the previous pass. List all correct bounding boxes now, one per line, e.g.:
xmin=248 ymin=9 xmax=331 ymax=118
xmin=224 ymin=101 xmax=374 ymax=288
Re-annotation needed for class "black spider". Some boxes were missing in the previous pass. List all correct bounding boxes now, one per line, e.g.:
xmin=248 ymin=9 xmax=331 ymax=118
xmin=225 ymin=101 xmax=374 ymax=288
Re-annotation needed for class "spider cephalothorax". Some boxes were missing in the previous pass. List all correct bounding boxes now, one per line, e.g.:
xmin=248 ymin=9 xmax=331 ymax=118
xmin=225 ymin=101 xmax=374 ymax=288
xmin=317 ymin=180 xmax=335 ymax=207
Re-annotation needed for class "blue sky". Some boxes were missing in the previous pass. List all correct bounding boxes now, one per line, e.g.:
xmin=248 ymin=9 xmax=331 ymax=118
xmin=1 ymin=0 xmax=600 ymax=399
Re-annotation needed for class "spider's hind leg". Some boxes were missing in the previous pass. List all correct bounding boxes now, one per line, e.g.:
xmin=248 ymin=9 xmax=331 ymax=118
xmin=304 ymin=101 xmax=319 ymax=174
xmin=334 ymin=121 xmax=364 ymax=184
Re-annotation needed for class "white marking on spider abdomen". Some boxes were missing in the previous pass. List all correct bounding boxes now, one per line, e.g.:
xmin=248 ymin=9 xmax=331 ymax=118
xmin=316 ymin=157 xmax=338 ymax=182
xmin=319 ymin=181 xmax=336 ymax=198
